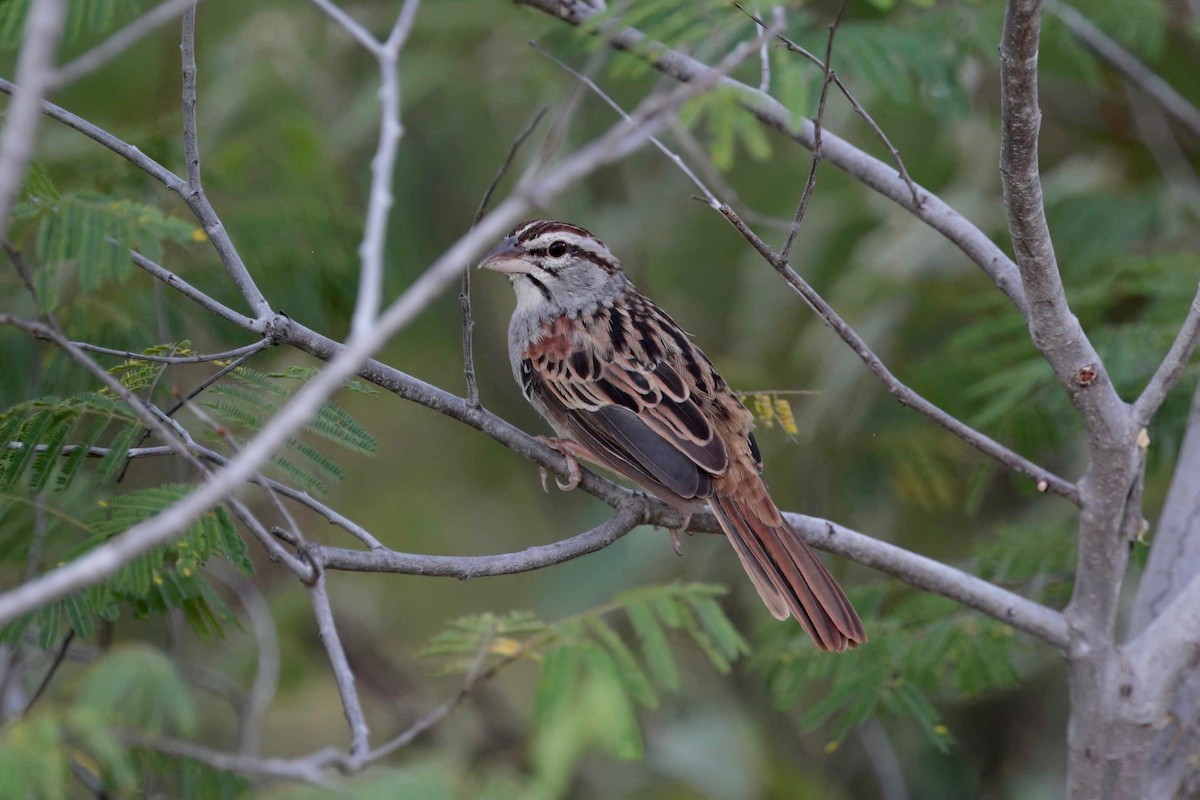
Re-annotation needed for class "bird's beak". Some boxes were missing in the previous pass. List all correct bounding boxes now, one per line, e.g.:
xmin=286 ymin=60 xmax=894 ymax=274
xmin=478 ymin=236 xmax=532 ymax=275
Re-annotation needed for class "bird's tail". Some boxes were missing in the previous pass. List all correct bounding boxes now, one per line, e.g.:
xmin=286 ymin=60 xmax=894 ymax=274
xmin=710 ymin=471 xmax=866 ymax=652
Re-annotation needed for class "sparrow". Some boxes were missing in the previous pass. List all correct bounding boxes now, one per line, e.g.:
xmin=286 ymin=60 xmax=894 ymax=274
xmin=480 ymin=220 xmax=865 ymax=651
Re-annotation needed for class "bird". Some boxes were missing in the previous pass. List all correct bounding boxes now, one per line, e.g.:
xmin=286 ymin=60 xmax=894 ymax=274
xmin=480 ymin=219 xmax=865 ymax=652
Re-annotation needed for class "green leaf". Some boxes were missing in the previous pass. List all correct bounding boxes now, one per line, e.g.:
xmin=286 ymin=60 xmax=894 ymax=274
xmin=95 ymin=423 xmax=140 ymax=483
xmin=55 ymin=416 xmax=108 ymax=491
xmin=580 ymin=641 xmax=644 ymax=761
xmin=0 ymin=0 xmax=143 ymax=50
xmin=34 ymin=191 xmax=200 ymax=295
xmin=625 ymin=600 xmax=679 ymax=690
xmin=535 ymin=645 xmax=582 ymax=724
xmin=584 ymin=616 xmax=658 ymax=708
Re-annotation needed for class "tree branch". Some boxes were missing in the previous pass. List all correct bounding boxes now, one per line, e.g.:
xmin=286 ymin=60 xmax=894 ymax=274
xmin=779 ymin=0 xmax=848 ymax=264
xmin=346 ymin=0 xmax=421 ymax=338
xmin=70 ymin=337 xmax=272 ymax=365
xmin=179 ymin=5 xmax=272 ymax=320
xmin=1132 ymin=283 xmax=1200 ymax=426
xmin=1000 ymin=0 xmax=1135 ymax=657
xmin=305 ymin=566 xmax=370 ymax=761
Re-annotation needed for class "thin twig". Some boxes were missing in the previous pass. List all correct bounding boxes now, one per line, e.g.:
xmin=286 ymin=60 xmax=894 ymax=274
xmin=731 ymin=0 xmax=921 ymax=208
xmin=178 ymin=6 xmax=271 ymax=319
xmin=1132 ymin=284 xmax=1200 ymax=426
xmin=305 ymin=567 xmax=370 ymax=761
xmin=461 ymin=106 xmax=548 ymax=409
xmin=21 ymin=630 xmax=73 ymax=716
xmin=130 ymin=251 xmax=259 ymax=330
xmin=71 ymin=338 xmax=272 ymax=365
xmin=779 ymin=0 xmax=848 ymax=264
xmin=113 ymin=338 xmax=264 ymax=484
xmin=54 ymin=0 xmax=201 ymax=86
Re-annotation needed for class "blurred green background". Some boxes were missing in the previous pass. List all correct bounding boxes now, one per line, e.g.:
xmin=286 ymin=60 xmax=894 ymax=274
xmin=1 ymin=0 xmax=1198 ymax=796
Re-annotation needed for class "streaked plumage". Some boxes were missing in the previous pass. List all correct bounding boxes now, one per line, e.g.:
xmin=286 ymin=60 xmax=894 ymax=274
xmin=481 ymin=220 xmax=866 ymax=651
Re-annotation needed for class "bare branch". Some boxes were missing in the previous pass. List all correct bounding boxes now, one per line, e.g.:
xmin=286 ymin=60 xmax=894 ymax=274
xmin=1132 ymin=284 xmax=1200 ymax=426
xmin=71 ymin=338 xmax=272 ymax=364
xmin=305 ymin=567 xmax=370 ymax=760
xmin=130 ymin=251 xmax=260 ymax=331
xmin=313 ymin=502 xmax=646 ymax=579
xmin=779 ymin=0 xmax=848 ymax=264
xmin=999 ymin=0 xmax=1124 ymax=429
xmin=348 ymin=0 xmax=421 ymax=338
xmin=179 ymin=5 xmax=272 ymax=320
xmin=54 ymin=0 xmax=200 ymax=87
xmin=0 ymin=0 xmax=67 ymax=233
xmin=1048 ymin=0 xmax=1200 ymax=142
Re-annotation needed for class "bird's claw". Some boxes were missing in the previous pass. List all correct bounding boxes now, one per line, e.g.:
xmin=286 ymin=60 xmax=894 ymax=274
xmin=536 ymin=437 xmax=583 ymax=492
xmin=668 ymin=512 xmax=692 ymax=557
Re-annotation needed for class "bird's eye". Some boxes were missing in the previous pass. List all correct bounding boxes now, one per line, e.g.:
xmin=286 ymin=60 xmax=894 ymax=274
xmin=547 ymin=241 xmax=568 ymax=258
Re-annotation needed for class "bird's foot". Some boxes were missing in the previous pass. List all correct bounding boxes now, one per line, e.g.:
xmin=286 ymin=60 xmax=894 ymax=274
xmin=536 ymin=436 xmax=585 ymax=492
xmin=668 ymin=511 xmax=692 ymax=557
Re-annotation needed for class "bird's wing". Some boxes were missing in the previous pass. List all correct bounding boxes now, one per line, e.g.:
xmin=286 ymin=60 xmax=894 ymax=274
xmin=521 ymin=304 xmax=728 ymax=500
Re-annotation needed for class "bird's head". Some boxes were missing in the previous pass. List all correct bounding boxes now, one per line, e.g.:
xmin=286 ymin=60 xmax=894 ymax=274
xmin=479 ymin=219 xmax=629 ymax=315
